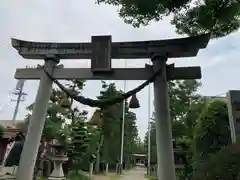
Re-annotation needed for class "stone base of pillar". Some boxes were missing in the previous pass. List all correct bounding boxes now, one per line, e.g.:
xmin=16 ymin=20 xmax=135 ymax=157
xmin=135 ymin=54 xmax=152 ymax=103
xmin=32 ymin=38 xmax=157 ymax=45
xmin=48 ymin=176 xmax=66 ymax=180
xmin=0 ymin=166 xmax=16 ymax=180
xmin=0 ymin=174 xmax=15 ymax=180
xmin=0 ymin=166 xmax=4 ymax=177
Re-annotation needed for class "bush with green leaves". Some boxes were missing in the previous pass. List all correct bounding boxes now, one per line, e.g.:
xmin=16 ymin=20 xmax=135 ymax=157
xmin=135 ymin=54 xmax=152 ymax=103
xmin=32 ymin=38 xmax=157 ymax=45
xmin=68 ymin=120 xmax=100 ymax=171
xmin=68 ymin=120 xmax=89 ymax=169
xmin=193 ymin=99 xmax=231 ymax=162
xmin=68 ymin=170 xmax=90 ymax=180
xmin=192 ymin=143 xmax=240 ymax=180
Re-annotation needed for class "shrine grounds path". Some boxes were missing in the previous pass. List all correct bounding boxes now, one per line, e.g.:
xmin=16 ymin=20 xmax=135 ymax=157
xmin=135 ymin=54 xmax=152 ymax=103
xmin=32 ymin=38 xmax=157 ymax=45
xmin=118 ymin=167 xmax=147 ymax=180
xmin=93 ymin=167 xmax=147 ymax=180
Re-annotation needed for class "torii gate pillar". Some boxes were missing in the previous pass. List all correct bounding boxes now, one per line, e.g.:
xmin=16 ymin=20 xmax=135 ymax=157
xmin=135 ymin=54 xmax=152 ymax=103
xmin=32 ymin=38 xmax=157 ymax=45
xmin=152 ymin=56 xmax=176 ymax=180
xmin=16 ymin=55 xmax=59 ymax=180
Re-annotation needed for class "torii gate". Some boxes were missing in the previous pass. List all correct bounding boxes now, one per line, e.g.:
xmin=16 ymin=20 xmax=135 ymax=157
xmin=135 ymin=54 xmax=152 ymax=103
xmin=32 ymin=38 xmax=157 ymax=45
xmin=12 ymin=34 xmax=210 ymax=180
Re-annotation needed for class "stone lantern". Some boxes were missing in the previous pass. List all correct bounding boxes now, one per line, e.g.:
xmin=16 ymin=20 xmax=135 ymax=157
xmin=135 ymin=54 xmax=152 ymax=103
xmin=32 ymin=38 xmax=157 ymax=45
xmin=47 ymin=143 xmax=68 ymax=180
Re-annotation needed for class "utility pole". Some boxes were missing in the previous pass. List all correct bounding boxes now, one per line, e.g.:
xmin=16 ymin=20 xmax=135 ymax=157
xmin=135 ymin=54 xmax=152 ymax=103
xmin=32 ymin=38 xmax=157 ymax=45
xmin=11 ymin=80 xmax=27 ymax=124
xmin=120 ymin=59 xmax=127 ymax=173
xmin=147 ymin=66 xmax=151 ymax=176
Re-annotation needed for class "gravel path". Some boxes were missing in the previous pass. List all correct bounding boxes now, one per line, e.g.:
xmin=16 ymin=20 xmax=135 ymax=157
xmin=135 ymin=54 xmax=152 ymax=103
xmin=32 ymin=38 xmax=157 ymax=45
xmin=118 ymin=167 xmax=146 ymax=180
xmin=93 ymin=167 xmax=147 ymax=180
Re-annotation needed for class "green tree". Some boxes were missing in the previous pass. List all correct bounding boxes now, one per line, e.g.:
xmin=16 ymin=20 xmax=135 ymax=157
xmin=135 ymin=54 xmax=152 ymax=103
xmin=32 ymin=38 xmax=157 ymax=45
xmin=169 ymin=80 xmax=201 ymax=122
xmin=68 ymin=119 xmax=101 ymax=172
xmin=192 ymin=143 xmax=240 ymax=180
xmin=25 ymin=90 xmax=70 ymax=180
xmin=98 ymin=0 xmax=240 ymax=38
xmin=193 ymin=99 xmax=231 ymax=163
xmin=16 ymin=80 xmax=87 ymax=179
xmin=182 ymin=98 xmax=208 ymax=139
xmin=144 ymin=80 xmax=202 ymax=164
xmin=25 ymin=88 xmax=72 ymax=141
xmin=144 ymin=121 xmax=157 ymax=163
xmin=58 ymin=80 xmax=85 ymax=125
xmin=97 ymin=81 xmax=139 ymax=170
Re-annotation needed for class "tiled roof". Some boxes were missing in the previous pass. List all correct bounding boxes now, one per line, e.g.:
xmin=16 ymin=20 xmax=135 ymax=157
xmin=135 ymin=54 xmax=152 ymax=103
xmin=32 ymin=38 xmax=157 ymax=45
xmin=0 ymin=120 xmax=23 ymax=139
xmin=0 ymin=120 xmax=23 ymax=128
xmin=205 ymin=96 xmax=227 ymax=102
xmin=3 ymin=128 xmax=21 ymax=139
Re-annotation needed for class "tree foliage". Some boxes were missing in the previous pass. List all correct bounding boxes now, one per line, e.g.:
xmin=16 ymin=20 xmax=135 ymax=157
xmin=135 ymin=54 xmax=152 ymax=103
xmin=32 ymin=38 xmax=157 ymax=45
xmin=193 ymin=99 xmax=231 ymax=162
xmin=13 ymin=80 xmax=88 ymax=178
xmin=144 ymin=121 xmax=157 ymax=163
xmin=97 ymin=81 xmax=139 ymax=167
xmin=169 ymin=80 xmax=202 ymax=139
xmin=144 ymin=80 xmax=202 ymax=164
xmin=23 ymin=80 xmax=86 ymax=140
xmin=144 ymin=79 xmax=207 ymax=180
xmin=143 ymin=81 xmax=235 ymax=180
xmin=68 ymin=120 xmax=101 ymax=171
xmin=13 ymin=79 xmax=141 ymax=176
xmin=98 ymin=0 xmax=240 ymax=38
xmin=192 ymin=143 xmax=240 ymax=180
xmin=25 ymin=91 xmax=68 ymax=142
xmin=169 ymin=80 xmax=201 ymax=122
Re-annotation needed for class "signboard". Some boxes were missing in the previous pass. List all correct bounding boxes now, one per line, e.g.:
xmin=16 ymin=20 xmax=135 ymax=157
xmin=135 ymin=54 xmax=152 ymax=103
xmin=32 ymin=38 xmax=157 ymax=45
xmin=91 ymin=35 xmax=112 ymax=72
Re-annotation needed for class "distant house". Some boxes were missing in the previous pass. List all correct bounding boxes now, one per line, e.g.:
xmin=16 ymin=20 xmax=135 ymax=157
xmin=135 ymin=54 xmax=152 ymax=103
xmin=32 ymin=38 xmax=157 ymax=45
xmin=0 ymin=120 xmax=23 ymax=165
xmin=205 ymin=96 xmax=227 ymax=103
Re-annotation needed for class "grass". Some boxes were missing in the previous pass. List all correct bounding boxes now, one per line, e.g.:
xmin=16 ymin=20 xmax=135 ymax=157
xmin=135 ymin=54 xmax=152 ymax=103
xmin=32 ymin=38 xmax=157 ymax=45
xmin=68 ymin=170 xmax=90 ymax=180
xmin=148 ymin=176 xmax=157 ymax=180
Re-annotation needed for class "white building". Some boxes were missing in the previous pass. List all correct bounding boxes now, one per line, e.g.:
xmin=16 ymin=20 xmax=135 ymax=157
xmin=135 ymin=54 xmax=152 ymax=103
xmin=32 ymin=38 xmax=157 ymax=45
xmin=204 ymin=96 xmax=227 ymax=103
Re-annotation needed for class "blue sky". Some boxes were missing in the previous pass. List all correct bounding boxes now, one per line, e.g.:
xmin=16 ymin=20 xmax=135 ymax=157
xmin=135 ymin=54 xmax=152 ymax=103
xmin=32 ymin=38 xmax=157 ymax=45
xmin=0 ymin=0 xmax=239 ymax=139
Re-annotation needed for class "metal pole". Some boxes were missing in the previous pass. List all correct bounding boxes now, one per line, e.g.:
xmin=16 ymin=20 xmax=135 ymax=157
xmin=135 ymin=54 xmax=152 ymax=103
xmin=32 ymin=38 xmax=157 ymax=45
xmin=152 ymin=56 xmax=176 ymax=180
xmin=16 ymin=56 xmax=59 ymax=180
xmin=12 ymin=82 xmax=24 ymax=124
xmin=89 ymin=163 xmax=94 ymax=180
xmin=147 ymin=76 xmax=151 ymax=176
xmin=120 ymin=59 xmax=127 ymax=173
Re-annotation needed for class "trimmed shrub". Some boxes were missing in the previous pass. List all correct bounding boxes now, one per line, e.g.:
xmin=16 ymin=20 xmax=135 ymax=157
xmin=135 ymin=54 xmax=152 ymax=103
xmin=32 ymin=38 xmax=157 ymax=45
xmin=192 ymin=143 xmax=240 ymax=180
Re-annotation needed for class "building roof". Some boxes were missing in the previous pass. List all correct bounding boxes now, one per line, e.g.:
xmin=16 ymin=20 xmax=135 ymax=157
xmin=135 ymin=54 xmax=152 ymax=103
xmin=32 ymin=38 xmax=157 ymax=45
xmin=205 ymin=96 xmax=227 ymax=102
xmin=3 ymin=128 xmax=21 ymax=139
xmin=0 ymin=120 xmax=23 ymax=139
xmin=0 ymin=120 xmax=23 ymax=128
